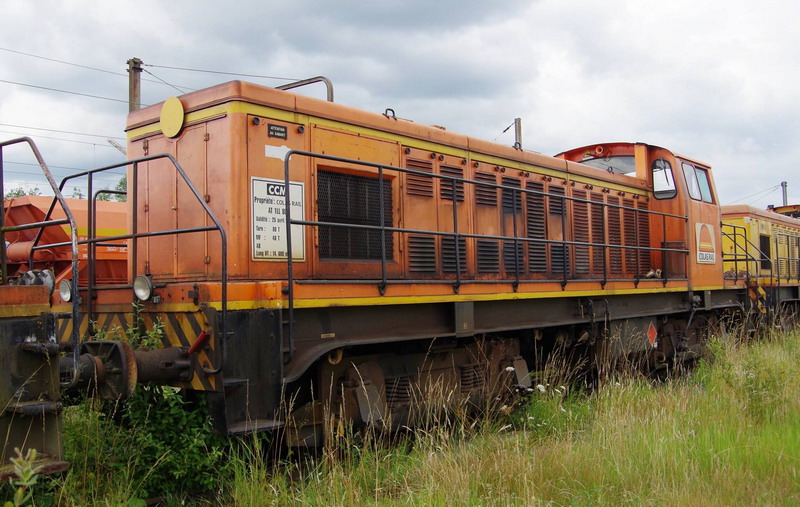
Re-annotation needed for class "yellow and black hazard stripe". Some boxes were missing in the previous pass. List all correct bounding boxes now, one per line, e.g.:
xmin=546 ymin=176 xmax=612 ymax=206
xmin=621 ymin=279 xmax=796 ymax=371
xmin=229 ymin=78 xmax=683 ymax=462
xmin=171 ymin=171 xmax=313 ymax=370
xmin=141 ymin=310 xmax=218 ymax=392
xmin=57 ymin=309 xmax=218 ymax=392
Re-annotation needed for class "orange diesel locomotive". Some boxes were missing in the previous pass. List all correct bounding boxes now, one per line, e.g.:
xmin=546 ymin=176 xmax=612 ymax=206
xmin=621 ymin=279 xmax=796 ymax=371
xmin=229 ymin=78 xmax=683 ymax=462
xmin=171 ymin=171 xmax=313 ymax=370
xmin=2 ymin=80 xmax=798 ymax=460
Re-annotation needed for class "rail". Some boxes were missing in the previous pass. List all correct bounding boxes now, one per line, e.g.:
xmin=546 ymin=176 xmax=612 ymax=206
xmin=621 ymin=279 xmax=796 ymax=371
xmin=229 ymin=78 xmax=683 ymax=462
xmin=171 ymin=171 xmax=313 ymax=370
xmin=282 ymin=150 xmax=690 ymax=359
xmin=26 ymin=153 xmax=229 ymax=375
xmin=0 ymin=137 xmax=81 ymax=387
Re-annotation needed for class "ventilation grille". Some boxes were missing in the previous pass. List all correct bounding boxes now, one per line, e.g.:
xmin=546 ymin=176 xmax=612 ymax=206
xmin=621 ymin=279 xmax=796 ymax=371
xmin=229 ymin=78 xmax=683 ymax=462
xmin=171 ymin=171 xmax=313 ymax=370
xmin=440 ymin=165 xmax=465 ymax=202
xmin=591 ymin=192 xmax=606 ymax=275
xmin=475 ymin=172 xmax=497 ymax=206
xmin=573 ymin=190 xmax=590 ymax=274
xmin=477 ymin=240 xmax=500 ymax=273
xmin=501 ymin=177 xmax=522 ymax=212
xmin=526 ymin=181 xmax=547 ymax=273
xmin=442 ymin=237 xmax=467 ymax=273
xmin=607 ymin=196 xmax=622 ymax=274
xmin=548 ymin=185 xmax=566 ymax=214
xmin=405 ymin=158 xmax=434 ymax=197
xmin=318 ymin=170 xmax=393 ymax=260
xmin=623 ymin=198 xmax=637 ymax=272
xmin=503 ymin=241 xmax=525 ymax=274
xmin=637 ymin=199 xmax=651 ymax=273
xmin=551 ymin=244 xmax=569 ymax=274
xmin=408 ymin=235 xmax=436 ymax=273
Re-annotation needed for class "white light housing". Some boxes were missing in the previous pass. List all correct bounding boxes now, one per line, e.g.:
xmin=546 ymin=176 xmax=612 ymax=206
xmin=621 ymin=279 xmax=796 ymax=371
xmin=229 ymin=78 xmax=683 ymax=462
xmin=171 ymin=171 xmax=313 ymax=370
xmin=59 ymin=279 xmax=73 ymax=302
xmin=133 ymin=275 xmax=154 ymax=301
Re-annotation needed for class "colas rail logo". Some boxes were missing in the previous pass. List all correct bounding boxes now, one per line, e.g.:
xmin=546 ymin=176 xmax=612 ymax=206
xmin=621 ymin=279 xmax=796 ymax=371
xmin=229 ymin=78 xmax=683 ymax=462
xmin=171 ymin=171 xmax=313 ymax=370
xmin=696 ymin=223 xmax=716 ymax=264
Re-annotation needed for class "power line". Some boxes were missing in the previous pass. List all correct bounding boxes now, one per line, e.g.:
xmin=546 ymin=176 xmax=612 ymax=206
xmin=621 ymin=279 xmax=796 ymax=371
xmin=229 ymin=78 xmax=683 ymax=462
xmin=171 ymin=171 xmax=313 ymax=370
xmin=142 ymin=68 xmax=188 ymax=94
xmin=0 ymin=123 xmax=124 ymax=140
xmin=0 ymin=130 xmax=123 ymax=148
xmin=144 ymin=63 xmax=300 ymax=81
xmin=3 ymin=160 xmax=125 ymax=175
xmin=2 ymin=170 xmax=124 ymax=184
xmin=0 ymin=78 xmax=133 ymax=104
xmin=0 ymin=47 xmax=195 ymax=90
xmin=726 ymin=184 xmax=780 ymax=205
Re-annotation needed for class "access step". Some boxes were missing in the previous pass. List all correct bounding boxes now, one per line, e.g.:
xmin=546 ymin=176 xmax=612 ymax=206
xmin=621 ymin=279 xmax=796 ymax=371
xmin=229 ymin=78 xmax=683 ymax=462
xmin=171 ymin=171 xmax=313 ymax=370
xmin=227 ymin=419 xmax=285 ymax=435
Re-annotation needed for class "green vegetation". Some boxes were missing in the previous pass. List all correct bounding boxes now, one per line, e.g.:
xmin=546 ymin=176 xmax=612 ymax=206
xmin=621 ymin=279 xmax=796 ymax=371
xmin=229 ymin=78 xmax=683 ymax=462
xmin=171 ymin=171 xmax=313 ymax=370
xmin=4 ymin=330 xmax=800 ymax=505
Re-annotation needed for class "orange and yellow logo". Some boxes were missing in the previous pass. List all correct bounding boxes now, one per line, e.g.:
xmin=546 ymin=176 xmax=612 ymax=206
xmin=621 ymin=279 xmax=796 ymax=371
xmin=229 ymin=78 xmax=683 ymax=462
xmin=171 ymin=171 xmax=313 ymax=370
xmin=696 ymin=223 xmax=716 ymax=264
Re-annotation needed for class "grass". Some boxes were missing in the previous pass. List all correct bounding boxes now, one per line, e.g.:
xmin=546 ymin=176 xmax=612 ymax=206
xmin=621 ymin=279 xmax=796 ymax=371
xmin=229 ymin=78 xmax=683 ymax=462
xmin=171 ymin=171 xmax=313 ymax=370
xmin=6 ymin=329 xmax=800 ymax=505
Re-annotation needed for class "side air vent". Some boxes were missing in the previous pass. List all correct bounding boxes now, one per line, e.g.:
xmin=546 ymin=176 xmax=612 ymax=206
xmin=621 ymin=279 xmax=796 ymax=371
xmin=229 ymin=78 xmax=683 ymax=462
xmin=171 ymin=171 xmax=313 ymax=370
xmin=526 ymin=180 xmax=547 ymax=273
xmin=503 ymin=241 xmax=525 ymax=274
xmin=501 ymin=177 xmax=522 ymax=212
xmin=623 ymin=198 xmax=637 ymax=273
xmin=590 ymin=192 xmax=606 ymax=275
xmin=440 ymin=165 xmax=465 ymax=202
xmin=637 ymin=200 xmax=651 ymax=273
xmin=405 ymin=158 xmax=434 ymax=197
xmin=607 ymin=196 xmax=622 ymax=274
xmin=318 ymin=170 xmax=393 ymax=260
xmin=573 ymin=190 xmax=590 ymax=274
xmin=408 ymin=235 xmax=436 ymax=273
xmin=474 ymin=172 xmax=497 ymax=206
xmin=442 ymin=236 xmax=467 ymax=273
xmin=477 ymin=240 xmax=500 ymax=273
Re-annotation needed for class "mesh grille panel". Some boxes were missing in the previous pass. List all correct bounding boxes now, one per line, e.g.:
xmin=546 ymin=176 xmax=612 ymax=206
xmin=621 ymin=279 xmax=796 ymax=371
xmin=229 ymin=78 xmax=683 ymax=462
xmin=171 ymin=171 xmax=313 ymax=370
xmin=318 ymin=170 xmax=393 ymax=260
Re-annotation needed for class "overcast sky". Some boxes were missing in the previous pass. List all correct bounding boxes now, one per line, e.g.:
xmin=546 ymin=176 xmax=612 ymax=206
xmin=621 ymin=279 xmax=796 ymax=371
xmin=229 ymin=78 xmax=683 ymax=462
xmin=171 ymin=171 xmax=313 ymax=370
xmin=1 ymin=1 xmax=798 ymax=208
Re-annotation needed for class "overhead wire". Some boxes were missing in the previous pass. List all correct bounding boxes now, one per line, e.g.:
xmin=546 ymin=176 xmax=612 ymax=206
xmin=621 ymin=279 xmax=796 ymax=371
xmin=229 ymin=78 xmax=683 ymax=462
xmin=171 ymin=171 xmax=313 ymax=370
xmin=0 ymin=79 xmax=134 ymax=105
xmin=726 ymin=184 xmax=780 ymax=205
xmin=144 ymin=63 xmax=300 ymax=81
xmin=142 ymin=68 xmax=189 ymax=95
xmin=0 ymin=123 xmax=125 ymax=140
xmin=0 ymin=47 xmax=195 ymax=90
xmin=0 ymin=130 xmax=123 ymax=148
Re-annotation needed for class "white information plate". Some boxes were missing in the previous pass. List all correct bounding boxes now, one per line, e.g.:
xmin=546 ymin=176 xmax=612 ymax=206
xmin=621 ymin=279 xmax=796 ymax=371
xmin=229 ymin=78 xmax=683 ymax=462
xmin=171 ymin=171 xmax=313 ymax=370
xmin=251 ymin=177 xmax=305 ymax=261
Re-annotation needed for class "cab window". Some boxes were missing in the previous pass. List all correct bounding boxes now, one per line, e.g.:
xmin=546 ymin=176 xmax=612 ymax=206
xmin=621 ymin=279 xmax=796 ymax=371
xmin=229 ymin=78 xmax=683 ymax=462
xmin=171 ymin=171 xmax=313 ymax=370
xmin=681 ymin=162 xmax=714 ymax=203
xmin=652 ymin=158 xmax=676 ymax=199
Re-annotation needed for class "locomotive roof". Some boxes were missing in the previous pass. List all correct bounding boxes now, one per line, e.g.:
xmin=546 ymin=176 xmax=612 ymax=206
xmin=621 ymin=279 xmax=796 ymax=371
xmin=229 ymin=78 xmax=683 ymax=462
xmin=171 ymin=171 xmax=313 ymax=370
xmin=126 ymin=81 xmax=649 ymax=191
xmin=722 ymin=204 xmax=800 ymax=227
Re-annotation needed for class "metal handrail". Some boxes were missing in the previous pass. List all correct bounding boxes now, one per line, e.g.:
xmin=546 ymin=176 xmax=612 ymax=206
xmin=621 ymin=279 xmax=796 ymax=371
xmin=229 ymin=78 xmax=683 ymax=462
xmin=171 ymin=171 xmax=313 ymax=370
xmin=282 ymin=149 xmax=691 ymax=359
xmin=27 ymin=153 xmax=229 ymax=375
xmin=0 ymin=137 xmax=81 ymax=388
xmin=276 ymin=76 xmax=334 ymax=102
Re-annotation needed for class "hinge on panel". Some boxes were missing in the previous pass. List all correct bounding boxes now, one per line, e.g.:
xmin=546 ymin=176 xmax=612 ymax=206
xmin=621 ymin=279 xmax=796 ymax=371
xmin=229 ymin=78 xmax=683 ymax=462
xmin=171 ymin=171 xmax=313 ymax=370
xmin=143 ymin=139 xmax=149 ymax=156
xmin=204 ymin=133 xmax=210 ymax=141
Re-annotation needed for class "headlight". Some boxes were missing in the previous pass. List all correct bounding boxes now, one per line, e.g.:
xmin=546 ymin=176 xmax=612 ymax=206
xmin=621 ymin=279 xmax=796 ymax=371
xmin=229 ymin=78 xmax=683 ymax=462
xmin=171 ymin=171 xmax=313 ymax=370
xmin=59 ymin=279 xmax=73 ymax=302
xmin=133 ymin=275 xmax=154 ymax=301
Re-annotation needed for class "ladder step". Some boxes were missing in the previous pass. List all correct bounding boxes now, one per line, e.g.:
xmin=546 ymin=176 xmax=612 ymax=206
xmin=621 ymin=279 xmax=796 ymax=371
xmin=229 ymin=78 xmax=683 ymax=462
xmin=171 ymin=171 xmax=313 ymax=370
xmin=5 ymin=401 xmax=62 ymax=416
xmin=227 ymin=419 xmax=285 ymax=435
xmin=223 ymin=378 xmax=249 ymax=389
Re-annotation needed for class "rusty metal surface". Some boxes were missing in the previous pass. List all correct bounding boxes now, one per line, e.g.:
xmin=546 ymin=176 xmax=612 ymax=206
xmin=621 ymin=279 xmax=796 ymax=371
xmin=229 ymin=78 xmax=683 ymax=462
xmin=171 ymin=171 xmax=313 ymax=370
xmin=1 ymin=309 xmax=63 ymax=467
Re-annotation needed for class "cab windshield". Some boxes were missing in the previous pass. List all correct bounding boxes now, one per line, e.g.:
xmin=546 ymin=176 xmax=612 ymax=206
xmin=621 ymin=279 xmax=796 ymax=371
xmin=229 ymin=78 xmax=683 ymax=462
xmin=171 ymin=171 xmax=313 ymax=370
xmin=578 ymin=155 xmax=636 ymax=176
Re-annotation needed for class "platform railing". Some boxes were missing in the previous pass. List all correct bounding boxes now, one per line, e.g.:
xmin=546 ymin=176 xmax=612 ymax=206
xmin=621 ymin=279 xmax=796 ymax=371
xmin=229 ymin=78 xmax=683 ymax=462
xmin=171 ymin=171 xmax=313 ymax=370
xmin=26 ymin=153 xmax=229 ymax=375
xmin=0 ymin=137 xmax=82 ymax=387
xmin=282 ymin=149 xmax=690 ymax=358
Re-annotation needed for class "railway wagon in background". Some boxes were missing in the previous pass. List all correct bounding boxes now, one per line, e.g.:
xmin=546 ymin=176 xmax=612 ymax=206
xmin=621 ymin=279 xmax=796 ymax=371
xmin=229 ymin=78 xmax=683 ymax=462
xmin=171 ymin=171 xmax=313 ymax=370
xmin=2 ymin=79 xmax=798 ymax=466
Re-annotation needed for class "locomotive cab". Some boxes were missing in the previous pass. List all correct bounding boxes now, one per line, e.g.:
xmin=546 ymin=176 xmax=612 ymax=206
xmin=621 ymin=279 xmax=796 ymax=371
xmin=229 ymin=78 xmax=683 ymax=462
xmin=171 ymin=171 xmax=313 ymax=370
xmin=557 ymin=143 xmax=722 ymax=288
